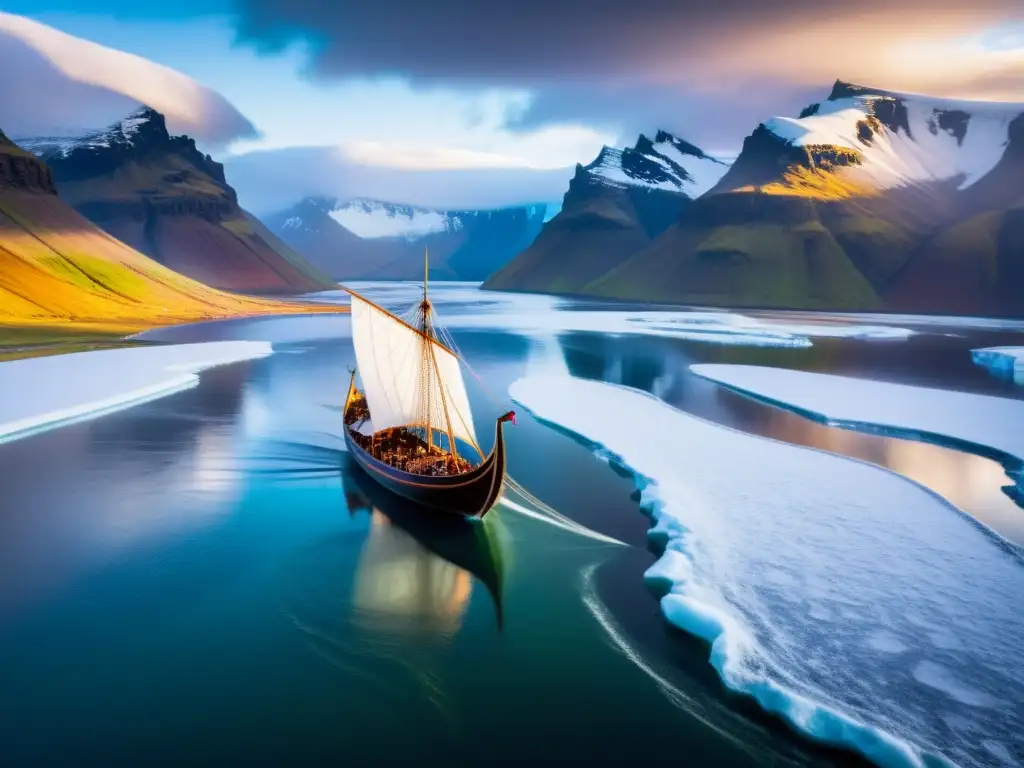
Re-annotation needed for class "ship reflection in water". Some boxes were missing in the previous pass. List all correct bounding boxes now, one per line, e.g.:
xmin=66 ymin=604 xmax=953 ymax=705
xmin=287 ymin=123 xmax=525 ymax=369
xmin=284 ymin=455 xmax=507 ymax=685
xmin=352 ymin=510 xmax=474 ymax=636
xmin=344 ymin=457 xmax=507 ymax=636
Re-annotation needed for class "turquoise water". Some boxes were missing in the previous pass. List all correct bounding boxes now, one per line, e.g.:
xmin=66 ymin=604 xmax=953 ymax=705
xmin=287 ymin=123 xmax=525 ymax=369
xmin=1 ymin=284 xmax=1021 ymax=766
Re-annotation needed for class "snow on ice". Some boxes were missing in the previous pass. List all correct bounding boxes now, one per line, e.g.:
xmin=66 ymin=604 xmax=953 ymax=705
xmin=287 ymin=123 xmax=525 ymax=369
xmin=510 ymin=372 xmax=1024 ymax=768
xmin=306 ymin=282 xmax=916 ymax=349
xmin=0 ymin=341 xmax=273 ymax=443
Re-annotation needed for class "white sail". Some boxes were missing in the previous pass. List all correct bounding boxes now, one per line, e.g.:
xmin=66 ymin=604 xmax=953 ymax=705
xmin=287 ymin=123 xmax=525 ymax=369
xmin=350 ymin=294 xmax=479 ymax=451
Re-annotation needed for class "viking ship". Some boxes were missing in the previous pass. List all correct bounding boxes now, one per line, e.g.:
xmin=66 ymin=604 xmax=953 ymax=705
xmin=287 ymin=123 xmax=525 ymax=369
xmin=341 ymin=253 xmax=515 ymax=519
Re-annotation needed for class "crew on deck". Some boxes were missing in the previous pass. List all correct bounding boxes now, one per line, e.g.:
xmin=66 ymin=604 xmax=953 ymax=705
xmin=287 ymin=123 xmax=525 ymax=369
xmin=346 ymin=418 xmax=474 ymax=477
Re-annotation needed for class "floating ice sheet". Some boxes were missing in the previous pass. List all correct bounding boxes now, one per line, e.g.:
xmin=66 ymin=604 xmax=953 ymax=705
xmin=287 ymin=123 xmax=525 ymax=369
xmin=690 ymin=364 xmax=1024 ymax=478
xmin=972 ymin=347 xmax=1024 ymax=386
xmin=510 ymin=373 xmax=1024 ymax=768
xmin=315 ymin=283 xmax=917 ymax=349
xmin=0 ymin=341 xmax=273 ymax=443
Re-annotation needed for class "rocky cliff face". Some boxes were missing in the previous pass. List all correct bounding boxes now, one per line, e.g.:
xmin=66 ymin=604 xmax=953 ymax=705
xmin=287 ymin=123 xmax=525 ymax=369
xmin=0 ymin=129 xmax=56 ymax=194
xmin=0 ymin=127 xmax=333 ymax=329
xmin=483 ymin=131 xmax=730 ymax=292
xmin=491 ymin=82 xmax=1024 ymax=317
xmin=21 ymin=108 xmax=333 ymax=294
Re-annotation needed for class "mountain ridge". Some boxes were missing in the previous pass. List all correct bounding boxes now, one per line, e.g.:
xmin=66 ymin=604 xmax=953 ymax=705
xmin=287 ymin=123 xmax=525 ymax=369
xmin=21 ymin=107 xmax=335 ymax=295
xmin=0 ymin=129 xmax=340 ymax=331
xmin=483 ymin=129 xmax=730 ymax=292
xmin=489 ymin=83 xmax=1024 ymax=317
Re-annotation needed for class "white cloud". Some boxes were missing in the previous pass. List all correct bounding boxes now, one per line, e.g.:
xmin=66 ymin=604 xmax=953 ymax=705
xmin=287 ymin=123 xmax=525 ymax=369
xmin=0 ymin=12 xmax=255 ymax=145
xmin=222 ymin=146 xmax=575 ymax=213
xmin=339 ymin=123 xmax=610 ymax=170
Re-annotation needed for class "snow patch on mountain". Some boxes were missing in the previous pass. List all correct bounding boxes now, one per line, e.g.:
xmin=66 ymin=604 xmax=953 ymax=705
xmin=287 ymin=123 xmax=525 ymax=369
xmin=587 ymin=131 xmax=730 ymax=198
xmin=764 ymin=91 xmax=1023 ymax=191
xmin=15 ymin=106 xmax=158 ymax=159
xmin=328 ymin=199 xmax=454 ymax=239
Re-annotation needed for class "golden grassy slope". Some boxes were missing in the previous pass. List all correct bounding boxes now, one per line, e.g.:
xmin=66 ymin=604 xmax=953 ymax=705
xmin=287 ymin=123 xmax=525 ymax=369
xmin=0 ymin=190 xmax=344 ymax=334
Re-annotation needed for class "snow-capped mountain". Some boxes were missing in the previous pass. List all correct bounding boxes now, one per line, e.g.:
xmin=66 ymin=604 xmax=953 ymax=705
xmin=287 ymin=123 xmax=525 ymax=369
xmin=484 ymin=130 xmax=730 ymax=293
xmin=714 ymin=81 xmax=1024 ymax=204
xmin=18 ymin=106 xmax=333 ymax=294
xmin=15 ymin=109 xmax=159 ymax=159
xmin=267 ymin=196 xmax=550 ymax=280
xmin=487 ymin=83 xmax=1024 ymax=318
xmin=327 ymin=199 xmax=461 ymax=239
xmin=587 ymin=130 xmax=731 ymax=197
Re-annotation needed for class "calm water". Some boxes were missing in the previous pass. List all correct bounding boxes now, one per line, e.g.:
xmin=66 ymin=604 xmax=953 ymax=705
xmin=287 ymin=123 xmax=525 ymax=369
xmin=1 ymin=284 xmax=1022 ymax=767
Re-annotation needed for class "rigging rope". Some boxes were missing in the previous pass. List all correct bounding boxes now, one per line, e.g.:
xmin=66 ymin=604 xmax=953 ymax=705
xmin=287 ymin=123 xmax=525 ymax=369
xmin=400 ymin=300 xmax=510 ymax=415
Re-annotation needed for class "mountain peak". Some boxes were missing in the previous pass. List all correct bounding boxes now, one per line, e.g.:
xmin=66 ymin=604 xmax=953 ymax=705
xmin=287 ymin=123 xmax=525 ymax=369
xmin=827 ymin=81 xmax=906 ymax=103
xmin=582 ymin=130 xmax=730 ymax=198
xmin=18 ymin=105 xmax=171 ymax=163
xmin=28 ymin=106 xmax=230 ymax=190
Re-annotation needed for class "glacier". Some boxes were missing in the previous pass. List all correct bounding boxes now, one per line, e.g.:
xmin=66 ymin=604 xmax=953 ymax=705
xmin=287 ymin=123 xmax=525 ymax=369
xmin=0 ymin=341 xmax=272 ymax=444
xmin=509 ymin=373 xmax=1024 ymax=768
xmin=327 ymin=199 xmax=452 ymax=239
xmin=972 ymin=347 xmax=1024 ymax=385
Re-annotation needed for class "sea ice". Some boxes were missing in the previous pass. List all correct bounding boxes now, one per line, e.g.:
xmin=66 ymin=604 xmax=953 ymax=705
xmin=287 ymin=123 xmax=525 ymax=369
xmin=310 ymin=283 xmax=917 ymax=349
xmin=689 ymin=364 xmax=1024 ymax=504
xmin=972 ymin=347 xmax=1024 ymax=385
xmin=510 ymin=373 xmax=1024 ymax=768
xmin=0 ymin=341 xmax=273 ymax=444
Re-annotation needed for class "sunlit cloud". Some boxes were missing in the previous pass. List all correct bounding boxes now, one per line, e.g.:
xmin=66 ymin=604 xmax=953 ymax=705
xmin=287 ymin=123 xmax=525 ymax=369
xmin=336 ymin=123 xmax=612 ymax=171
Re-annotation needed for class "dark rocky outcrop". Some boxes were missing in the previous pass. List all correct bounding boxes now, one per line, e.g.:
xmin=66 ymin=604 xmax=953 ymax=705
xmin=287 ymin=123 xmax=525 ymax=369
xmin=486 ymin=83 xmax=1024 ymax=318
xmin=31 ymin=108 xmax=333 ymax=294
xmin=484 ymin=130 xmax=713 ymax=292
xmin=0 ymin=130 xmax=56 ymax=194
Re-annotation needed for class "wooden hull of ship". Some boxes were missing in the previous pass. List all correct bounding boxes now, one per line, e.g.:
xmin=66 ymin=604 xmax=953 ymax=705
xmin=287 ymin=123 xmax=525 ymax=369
xmin=343 ymin=422 xmax=507 ymax=519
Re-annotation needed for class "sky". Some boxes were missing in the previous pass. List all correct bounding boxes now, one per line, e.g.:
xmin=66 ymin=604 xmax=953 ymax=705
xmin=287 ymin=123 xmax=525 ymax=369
xmin=0 ymin=1 xmax=1021 ymax=213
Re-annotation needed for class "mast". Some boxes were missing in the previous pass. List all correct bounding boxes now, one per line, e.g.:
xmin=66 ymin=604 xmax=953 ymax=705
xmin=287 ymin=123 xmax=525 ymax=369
xmin=342 ymin=277 xmax=484 ymax=460
xmin=418 ymin=247 xmax=458 ymax=460
xmin=420 ymin=247 xmax=433 ymax=451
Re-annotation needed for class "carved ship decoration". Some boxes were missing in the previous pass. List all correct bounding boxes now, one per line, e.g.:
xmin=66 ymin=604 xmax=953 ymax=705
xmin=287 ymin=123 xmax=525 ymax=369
xmin=342 ymin=253 xmax=515 ymax=518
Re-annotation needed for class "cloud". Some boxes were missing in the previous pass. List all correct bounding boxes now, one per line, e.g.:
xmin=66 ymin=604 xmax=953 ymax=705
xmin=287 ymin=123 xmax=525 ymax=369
xmin=0 ymin=12 xmax=256 ymax=145
xmin=508 ymin=83 xmax=825 ymax=154
xmin=233 ymin=1 xmax=1023 ymax=93
xmin=233 ymin=0 xmax=1023 ymax=147
xmin=222 ymin=146 xmax=575 ymax=214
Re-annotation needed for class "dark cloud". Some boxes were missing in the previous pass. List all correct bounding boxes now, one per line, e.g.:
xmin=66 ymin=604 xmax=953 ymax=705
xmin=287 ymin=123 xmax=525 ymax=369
xmin=233 ymin=0 xmax=1022 ymax=150
xmin=510 ymin=83 xmax=823 ymax=153
xmin=233 ymin=0 xmax=1023 ymax=89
